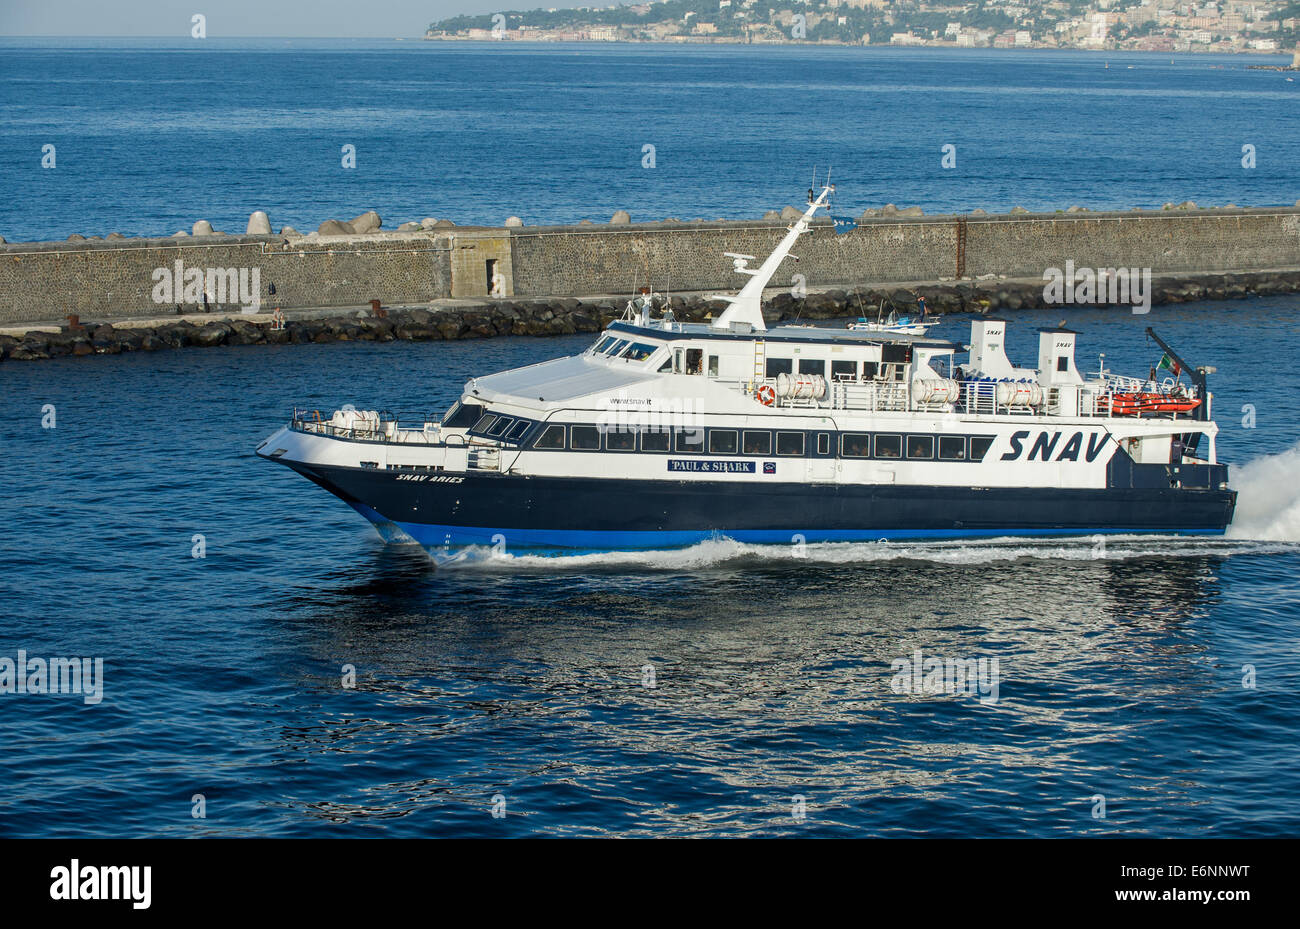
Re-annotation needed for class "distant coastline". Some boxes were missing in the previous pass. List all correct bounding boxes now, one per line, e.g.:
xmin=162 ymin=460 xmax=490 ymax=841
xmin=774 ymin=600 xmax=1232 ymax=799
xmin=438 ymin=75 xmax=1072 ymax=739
xmin=420 ymin=35 xmax=1296 ymax=58
xmin=426 ymin=0 xmax=1300 ymax=57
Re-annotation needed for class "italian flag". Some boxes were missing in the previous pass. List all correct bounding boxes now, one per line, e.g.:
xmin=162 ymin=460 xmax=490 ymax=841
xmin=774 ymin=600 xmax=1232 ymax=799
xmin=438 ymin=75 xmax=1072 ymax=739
xmin=1157 ymin=353 xmax=1181 ymax=376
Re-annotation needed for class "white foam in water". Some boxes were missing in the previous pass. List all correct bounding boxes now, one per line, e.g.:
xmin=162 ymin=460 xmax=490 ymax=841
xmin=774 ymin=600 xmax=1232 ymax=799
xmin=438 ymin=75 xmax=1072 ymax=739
xmin=1226 ymin=441 xmax=1300 ymax=542
xmin=429 ymin=533 xmax=1290 ymax=572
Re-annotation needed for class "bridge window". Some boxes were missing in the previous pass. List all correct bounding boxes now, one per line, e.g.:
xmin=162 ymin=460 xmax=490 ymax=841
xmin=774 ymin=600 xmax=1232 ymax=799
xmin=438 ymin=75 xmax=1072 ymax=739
xmin=443 ymin=402 xmax=484 ymax=429
xmin=533 ymin=424 xmax=565 ymax=449
xmin=742 ymin=431 xmax=771 ymax=455
xmin=776 ymin=432 xmax=805 ymax=456
xmin=874 ymin=435 xmax=902 ymax=459
xmin=938 ymin=436 xmax=967 ymax=460
xmin=592 ymin=336 xmax=616 ymax=354
xmin=685 ymin=348 xmax=704 ymax=375
xmin=571 ymin=426 xmax=601 ymax=450
xmin=603 ymin=339 xmax=629 ymax=356
xmin=622 ymin=342 xmax=658 ymax=362
xmin=487 ymin=417 xmax=513 ymax=437
xmin=907 ymin=435 xmax=935 ymax=459
xmin=842 ymin=433 xmax=871 ymax=458
xmin=506 ymin=421 xmax=532 ymax=443
xmin=709 ymin=430 xmax=738 ymax=454
xmin=471 ymin=414 xmax=498 ymax=434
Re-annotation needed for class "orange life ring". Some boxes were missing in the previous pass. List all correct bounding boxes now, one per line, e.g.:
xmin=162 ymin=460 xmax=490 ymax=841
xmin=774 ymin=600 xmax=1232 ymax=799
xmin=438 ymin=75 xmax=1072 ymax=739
xmin=757 ymin=384 xmax=776 ymax=407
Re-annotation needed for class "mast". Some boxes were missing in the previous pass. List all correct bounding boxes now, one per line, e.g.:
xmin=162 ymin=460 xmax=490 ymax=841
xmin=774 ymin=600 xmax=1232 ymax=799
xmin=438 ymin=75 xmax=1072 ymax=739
xmin=710 ymin=184 xmax=834 ymax=332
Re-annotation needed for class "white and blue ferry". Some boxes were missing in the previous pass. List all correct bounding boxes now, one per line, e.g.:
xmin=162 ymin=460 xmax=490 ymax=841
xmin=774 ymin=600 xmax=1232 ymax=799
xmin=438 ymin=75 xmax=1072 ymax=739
xmin=257 ymin=187 xmax=1236 ymax=550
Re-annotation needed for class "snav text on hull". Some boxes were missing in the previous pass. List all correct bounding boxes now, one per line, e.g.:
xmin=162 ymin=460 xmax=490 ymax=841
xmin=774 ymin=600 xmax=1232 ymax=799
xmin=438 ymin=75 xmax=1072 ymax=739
xmin=257 ymin=185 xmax=1237 ymax=553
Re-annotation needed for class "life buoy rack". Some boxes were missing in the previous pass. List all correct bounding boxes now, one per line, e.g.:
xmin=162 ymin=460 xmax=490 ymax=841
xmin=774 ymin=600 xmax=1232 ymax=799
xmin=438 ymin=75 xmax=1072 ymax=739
xmin=757 ymin=384 xmax=776 ymax=407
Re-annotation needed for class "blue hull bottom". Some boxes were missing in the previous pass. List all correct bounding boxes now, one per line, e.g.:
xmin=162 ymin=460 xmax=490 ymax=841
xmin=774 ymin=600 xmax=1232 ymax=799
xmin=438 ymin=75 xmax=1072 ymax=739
xmin=347 ymin=506 xmax=1224 ymax=551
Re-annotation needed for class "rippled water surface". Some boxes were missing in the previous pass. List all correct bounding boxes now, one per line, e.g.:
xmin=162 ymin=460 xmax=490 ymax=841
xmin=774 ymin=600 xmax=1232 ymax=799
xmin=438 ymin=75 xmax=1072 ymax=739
xmin=1 ymin=39 xmax=1298 ymax=240
xmin=2 ymin=302 xmax=1298 ymax=836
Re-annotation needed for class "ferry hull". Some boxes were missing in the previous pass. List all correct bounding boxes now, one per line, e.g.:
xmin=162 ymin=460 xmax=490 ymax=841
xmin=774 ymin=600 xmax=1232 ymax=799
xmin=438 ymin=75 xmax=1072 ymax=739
xmin=284 ymin=463 xmax=1237 ymax=550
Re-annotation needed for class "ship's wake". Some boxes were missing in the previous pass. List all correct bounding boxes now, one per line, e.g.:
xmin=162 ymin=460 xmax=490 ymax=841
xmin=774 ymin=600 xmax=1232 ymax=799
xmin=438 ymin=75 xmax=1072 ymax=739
xmin=426 ymin=534 xmax=1294 ymax=572
xmin=1225 ymin=441 xmax=1300 ymax=543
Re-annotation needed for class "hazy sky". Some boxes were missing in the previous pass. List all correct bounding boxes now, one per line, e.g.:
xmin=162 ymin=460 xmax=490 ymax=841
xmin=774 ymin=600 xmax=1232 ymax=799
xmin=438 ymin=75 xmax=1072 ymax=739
xmin=0 ymin=0 xmax=515 ymax=38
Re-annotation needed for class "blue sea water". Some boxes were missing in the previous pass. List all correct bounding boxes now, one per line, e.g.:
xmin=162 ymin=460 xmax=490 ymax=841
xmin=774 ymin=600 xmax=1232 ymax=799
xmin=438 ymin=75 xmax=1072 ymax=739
xmin=2 ymin=40 xmax=1300 ymax=837
xmin=1 ymin=301 xmax=1299 ymax=837
xmin=0 ymin=39 xmax=1298 ymax=241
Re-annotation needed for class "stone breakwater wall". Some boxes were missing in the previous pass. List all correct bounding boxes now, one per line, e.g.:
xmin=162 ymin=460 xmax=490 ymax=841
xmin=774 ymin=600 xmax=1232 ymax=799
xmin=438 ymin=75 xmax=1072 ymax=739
xmin=6 ymin=269 xmax=1300 ymax=362
xmin=0 ymin=234 xmax=455 ymax=326
xmin=1 ymin=207 xmax=1298 ymax=327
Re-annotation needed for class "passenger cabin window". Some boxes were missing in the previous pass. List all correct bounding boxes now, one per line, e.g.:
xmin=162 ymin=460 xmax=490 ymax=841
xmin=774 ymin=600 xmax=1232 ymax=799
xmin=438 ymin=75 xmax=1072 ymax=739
xmin=675 ymin=428 xmax=704 ymax=453
xmin=969 ymin=436 xmax=995 ymax=461
xmin=766 ymin=358 xmax=793 ymax=378
xmin=742 ymin=431 xmax=771 ymax=455
xmin=938 ymin=436 xmax=966 ymax=460
xmin=907 ymin=435 xmax=935 ymax=459
xmin=570 ymin=426 xmax=601 ymax=450
xmin=874 ymin=435 xmax=902 ymax=459
xmin=831 ymin=360 xmax=857 ymax=381
xmin=534 ymin=424 xmax=565 ymax=449
xmin=709 ymin=430 xmax=738 ymax=454
xmin=842 ymin=433 xmax=871 ymax=458
xmin=816 ymin=433 xmax=830 ymax=456
xmin=641 ymin=429 xmax=671 ymax=452
xmin=606 ymin=429 xmax=636 ymax=451
xmin=799 ymin=359 xmax=825 ymax=377
xmin=776 ymin=432 xmax=805 ymax=456
xmin=862 ymin=361 xmax=880 ymax=380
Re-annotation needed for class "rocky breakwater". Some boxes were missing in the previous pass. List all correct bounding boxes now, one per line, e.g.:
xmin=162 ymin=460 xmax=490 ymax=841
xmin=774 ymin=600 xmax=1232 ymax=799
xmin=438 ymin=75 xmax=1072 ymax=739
xmin=0 ymin=302 xmax=601 ymax=362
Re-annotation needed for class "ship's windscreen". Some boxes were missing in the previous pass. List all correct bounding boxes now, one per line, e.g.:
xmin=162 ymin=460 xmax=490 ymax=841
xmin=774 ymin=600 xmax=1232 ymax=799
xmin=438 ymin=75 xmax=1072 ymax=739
xmin=442 ymin=401 xmax=484 ymax=429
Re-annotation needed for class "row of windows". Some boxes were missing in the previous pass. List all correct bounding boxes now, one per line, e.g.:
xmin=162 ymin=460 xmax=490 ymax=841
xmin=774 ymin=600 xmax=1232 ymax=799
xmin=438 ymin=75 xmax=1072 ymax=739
xmin=530 ymin=424 xmax=993 ymax=462
xmin=763 ymin=358 xmax=904 ymax=381
xmin=469 ymin=413 xmax=534 ymax=444
xmin=592 ymin=335 xmax=660 ymax=363
xmin=840 ymin=433 xmax=994 ymax=462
